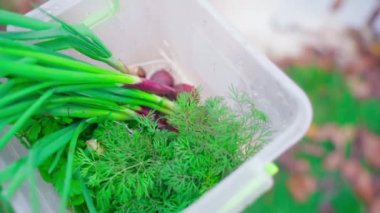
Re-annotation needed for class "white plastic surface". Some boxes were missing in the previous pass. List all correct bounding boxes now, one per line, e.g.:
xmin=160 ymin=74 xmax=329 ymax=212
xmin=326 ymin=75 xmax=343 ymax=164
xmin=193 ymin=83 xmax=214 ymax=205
xmin=1 ymin=0 xmax=312 ymax=212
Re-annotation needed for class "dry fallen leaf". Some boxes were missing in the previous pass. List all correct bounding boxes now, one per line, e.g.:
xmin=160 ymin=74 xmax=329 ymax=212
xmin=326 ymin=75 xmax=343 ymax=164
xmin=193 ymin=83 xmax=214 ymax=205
xmin=298 ymin=47 xmax=320 ymax=68
xmin=287 ymin=174 xmax=317 ymax=202
xmin=300 ymin=143 xmax=324 ymax=156
xmin=313 ymin=124 xmax=331 ymax=141
xmin=333 ymin=125 xmax=354 ymax=148
xmin=278 ymin=153 xmax=310 ymax=173
xmin=320 ymin=202 xmax=334 ymax=213
xmin=361 ymin=129 xmax=380 ymax=169
xmin=314 ymin=124 xmax=354 ymax=150
xmin=347 ymin=75 xmax=372 ymax=99
xmin=373 ymin=176 xmax=380 ymax=197
xmin=341 ymin=159 xmax=362 ymax=182
xmin=354 ymin=170 xmax=375 ymax=204
xmin=306 ymin=123 xmax=320 ymax=139
xmin=369 ymin=42 xmax=380 ymax=57
xmin=324 ymin=151 xmax=343 ymax=171
xmin=314 ymin=123 xmax=337 ymax=141
xmin=275 ymin=56 xmax=297 ymax=70
xmin=369 ymin=197 xmax=380 ymax=213
xmin=367 ymin=3 xmax=380 ymax=29
xmin=319 ymin=177 xmax=336 ymax=193
xmin=341 ymin=158 xmax=375 ymax=204
xmin=293 ymin=160 xmax=311 ymax=173
xmin=365 ymin=68 xmax=380 ymax=98
xmin=316 ymin=49 xmax=337 ymax=71
xmin=351 ymin=132 xmax=364 ymax=159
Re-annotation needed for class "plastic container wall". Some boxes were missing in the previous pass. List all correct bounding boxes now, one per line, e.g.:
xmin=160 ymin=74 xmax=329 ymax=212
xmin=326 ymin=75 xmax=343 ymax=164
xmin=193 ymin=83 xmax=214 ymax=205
xmin=3 ymin=0 xmax=312 ymax=212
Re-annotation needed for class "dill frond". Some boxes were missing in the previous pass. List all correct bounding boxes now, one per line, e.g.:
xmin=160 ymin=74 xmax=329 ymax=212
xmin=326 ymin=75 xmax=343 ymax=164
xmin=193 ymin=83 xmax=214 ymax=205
xmin=75 ymin=91 xmax=270 ymax=212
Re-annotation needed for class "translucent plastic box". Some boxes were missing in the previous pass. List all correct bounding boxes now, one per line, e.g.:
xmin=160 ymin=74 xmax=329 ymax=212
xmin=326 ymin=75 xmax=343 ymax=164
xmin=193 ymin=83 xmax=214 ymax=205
xmin=2 ymin=0 xmax=312 ymax=212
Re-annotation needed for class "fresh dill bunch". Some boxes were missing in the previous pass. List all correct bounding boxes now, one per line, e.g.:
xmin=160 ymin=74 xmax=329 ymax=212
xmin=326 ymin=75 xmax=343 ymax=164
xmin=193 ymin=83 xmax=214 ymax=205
xmin=75 ymin=91 xmax=270 ymax=212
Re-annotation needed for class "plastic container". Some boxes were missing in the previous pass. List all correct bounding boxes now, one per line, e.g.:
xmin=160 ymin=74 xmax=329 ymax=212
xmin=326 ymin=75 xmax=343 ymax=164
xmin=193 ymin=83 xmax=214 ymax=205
xmin=2 ymin=0 xmax=312 ymax=212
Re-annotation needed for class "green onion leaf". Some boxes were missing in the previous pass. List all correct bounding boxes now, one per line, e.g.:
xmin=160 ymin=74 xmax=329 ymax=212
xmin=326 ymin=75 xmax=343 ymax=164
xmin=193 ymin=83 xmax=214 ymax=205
xmin=0 ymin=9 xmax=57 ymax=30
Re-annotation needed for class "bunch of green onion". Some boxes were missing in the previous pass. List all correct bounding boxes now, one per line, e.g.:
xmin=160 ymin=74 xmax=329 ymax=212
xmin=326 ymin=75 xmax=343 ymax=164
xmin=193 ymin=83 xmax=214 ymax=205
xmin=0 ymin=9 xmax=176 ymax=213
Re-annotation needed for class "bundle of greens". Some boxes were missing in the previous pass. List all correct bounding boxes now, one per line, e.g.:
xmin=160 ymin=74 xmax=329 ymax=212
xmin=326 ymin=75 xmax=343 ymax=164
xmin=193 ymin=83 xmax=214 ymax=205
xmin=0 ymin=9 xmax=269 ymax=213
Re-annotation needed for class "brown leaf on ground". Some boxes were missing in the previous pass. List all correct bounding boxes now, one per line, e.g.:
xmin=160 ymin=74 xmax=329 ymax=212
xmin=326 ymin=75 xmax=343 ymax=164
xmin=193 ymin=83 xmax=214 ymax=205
xmin=373 ymin=177 xmax=380 ymax=197
xmin=367 ymin=4 xmax=380 ymax=29
xmin=278 ymin=156 xmax=293 ymax=171
xmin=354 ymin=170 xmax=375 ymax=204
xmin=314 ymin=124 xmax=354 ymax=149
xmin=293 ymin=160 xmax=311 ymax=173
xmin=361 ymin=129 xmax=380 ymax=169
xmin=278 ymin=153 xmax=310 ymax=173
xmin=347 ymin=50 xmax=380 ymax=99
xmin=351 ymin=131 xmax=364 ymax=159
xmin=357 ymin=53 xmax=378 ymax=73
xmin=347 ymin=28 xmax=368 ymax=56
xmin=341 ymin=125 xmax=356 ymax=142
xmin=343 ymin=27 xmax=380 ymax=99
xmin=347 ymin=75 xmax=371 ymax=99
xmin=296 ymin=46 xmax=321 ymax=68
xmin=320 ymin=202 xmax=334 ymax=213
xmin=287 ymin=174 xmax=317 ymax=202
xmin=313 ymin=123 xmax=337 ymax=141
xmin=341 ymin=159 xmax=362 ymax=182
xmin=341 ymin=158 xmax=375 ymax=204
xmin=324 ymin=151 xmax=343 ymax=171
xmin=369 ymin=42 xmax=380 ymax=58
xmin=300 ymin=143 xmax=324 ymax=156
xmin=365 ymin=68 xmax=380 ymax=98
xmin=275 ymin=56 xmax=297 ymax=70
xmin=330 ymin=126 xmax=355 ymax=148
xmin=322 ymin=178 xmax=337 ymax=191
xmin=306 ymin=123 xmax=320 ymax=139
xmin=316 ymin=49 xmax=337 ymax=71
xmin=369 ymin=197 xmax=380 ymax=213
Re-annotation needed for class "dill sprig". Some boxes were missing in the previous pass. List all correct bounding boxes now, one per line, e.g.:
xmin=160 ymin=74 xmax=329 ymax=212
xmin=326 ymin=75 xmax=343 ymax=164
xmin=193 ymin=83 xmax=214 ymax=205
xmin=75 ymin=92 xmax=269 ymax=212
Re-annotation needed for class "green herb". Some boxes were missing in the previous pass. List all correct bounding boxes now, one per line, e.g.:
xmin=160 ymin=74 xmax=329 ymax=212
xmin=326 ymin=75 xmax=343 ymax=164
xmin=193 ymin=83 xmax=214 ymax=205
xmin=0 ymin=189 xmax=14 ymax=213
xmin=0 ymin=9 xmax=270 ymax=212
xmin=0 ymin=9 xmax=127 ymax=73
xmin=75 ymin=93 xmax=269 ymax=212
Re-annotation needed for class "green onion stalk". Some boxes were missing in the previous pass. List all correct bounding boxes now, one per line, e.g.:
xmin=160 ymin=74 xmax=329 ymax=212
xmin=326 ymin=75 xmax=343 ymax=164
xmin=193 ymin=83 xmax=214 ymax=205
xmin=0 ymin=9 xmax=129 ymax=73
xmin=0 ymin=9 xmax=181 ymax=211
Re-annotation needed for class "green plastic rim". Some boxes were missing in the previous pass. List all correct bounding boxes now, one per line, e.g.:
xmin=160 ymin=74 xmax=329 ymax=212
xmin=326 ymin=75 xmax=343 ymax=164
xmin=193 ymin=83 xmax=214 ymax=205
xmin=265 ymin=162 xmax=279 ymax=176
xmin=82 ymin=0 xmax=120 ymax=27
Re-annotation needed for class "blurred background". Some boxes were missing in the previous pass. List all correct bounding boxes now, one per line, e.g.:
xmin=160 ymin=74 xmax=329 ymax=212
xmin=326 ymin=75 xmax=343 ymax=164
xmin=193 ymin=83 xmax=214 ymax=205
xmin=208 ymin=0 xmax=380 ymax=212
xmin=1 ymin=0 xmax=380 ymax=212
